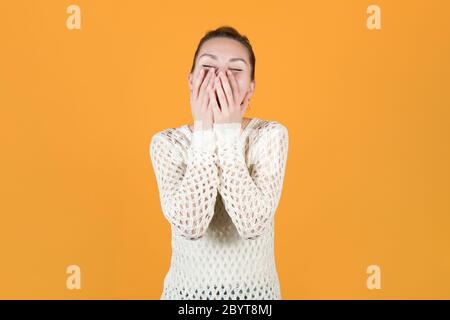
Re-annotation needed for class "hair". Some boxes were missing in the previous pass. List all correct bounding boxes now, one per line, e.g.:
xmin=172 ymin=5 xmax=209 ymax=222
xmin=190 ymin=25 xmax=256 ymax=81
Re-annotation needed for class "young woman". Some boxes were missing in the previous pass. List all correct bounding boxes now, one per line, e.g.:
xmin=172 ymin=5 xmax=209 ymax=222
xmin=150 ymin=26 xmax=289 ymax=300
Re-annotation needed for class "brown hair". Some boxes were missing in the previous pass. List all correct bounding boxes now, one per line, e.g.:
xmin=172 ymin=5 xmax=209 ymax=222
xmin=190 ymin=26 xmax=256 ymax=81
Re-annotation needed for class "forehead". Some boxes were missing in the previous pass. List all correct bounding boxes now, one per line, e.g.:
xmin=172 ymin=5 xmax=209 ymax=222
xmin=197 ymin=37 xmax=249 ymax=63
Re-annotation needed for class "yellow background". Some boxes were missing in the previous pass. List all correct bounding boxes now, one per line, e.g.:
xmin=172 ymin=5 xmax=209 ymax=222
xmin=1 ymin=0 xmax=449 ymax=299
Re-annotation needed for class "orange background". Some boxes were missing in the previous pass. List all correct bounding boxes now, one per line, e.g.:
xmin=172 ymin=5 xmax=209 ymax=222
xmin=1 ymin=0 xmax=449 ymax=299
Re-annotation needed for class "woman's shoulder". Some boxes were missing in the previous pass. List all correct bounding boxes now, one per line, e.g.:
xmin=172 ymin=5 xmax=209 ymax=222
xmin=150 ymin=124 xmax=190 ymax=152
xmin=248 ymin=119 xmax=288 ymax=161
xmin=251 ymin=117 xmax=288 ymax=140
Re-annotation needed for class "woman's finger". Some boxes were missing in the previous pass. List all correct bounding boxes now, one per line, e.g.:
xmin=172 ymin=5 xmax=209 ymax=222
xmin=226 ymin=70 xmax=240 ymax=104
xmin=219 ymin=72 xmax=235 ymax=108
xmin=218 ymin=71 xmax=234 ymax=107
xmin=201 ymin=75 xmax=214 ymax=111
xmin=209 ymin=85 xmax=221 ymax=118
xmin=193 ymin=68 xmax=206 ymax=100
xmin=215 ymin=76 xmax=229 ymax=114
xmin=196 ymin=68 xmax=213 ymax=101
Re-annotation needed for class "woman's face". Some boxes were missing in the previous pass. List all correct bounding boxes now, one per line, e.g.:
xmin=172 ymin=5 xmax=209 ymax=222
xmin=189 ymin=37 xmax=255 ymax=110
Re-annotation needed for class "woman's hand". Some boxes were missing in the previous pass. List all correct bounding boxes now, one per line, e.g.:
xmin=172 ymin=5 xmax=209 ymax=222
xmin=190 ymin=67 xmax=215 ymax=130
xmin=211 ymin=70 xmax=250 ymax=124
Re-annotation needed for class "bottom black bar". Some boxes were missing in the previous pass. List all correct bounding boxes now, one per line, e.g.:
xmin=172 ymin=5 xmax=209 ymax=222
xmin=1 ymin=300 xmax=448 ymax=318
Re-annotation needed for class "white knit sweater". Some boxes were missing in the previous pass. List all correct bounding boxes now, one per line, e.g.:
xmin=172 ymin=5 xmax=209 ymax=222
xmin=149 ymin=117 xmax=289 ymax=300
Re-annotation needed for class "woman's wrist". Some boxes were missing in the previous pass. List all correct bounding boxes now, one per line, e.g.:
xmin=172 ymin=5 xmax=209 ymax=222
xmin=213 ymin=122 xmax=241 ymax=145
xmin=194 ymin=120 xmax=213 ymax=131
xmin=191 ymin=120 xmax=216 ymax=153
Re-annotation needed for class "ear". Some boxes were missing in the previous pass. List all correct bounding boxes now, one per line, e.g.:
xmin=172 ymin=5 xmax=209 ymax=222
xmin=240 ymin=80 xmax=255 ymax=112
xmin=188 ymin=72 xmax=194 ymax=93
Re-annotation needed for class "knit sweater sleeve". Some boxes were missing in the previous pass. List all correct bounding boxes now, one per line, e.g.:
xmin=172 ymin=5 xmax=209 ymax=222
xmin=149 ymin=121 xmax=219 ymax=240
xmin=213 ymin=122 xmax=289 ymax=240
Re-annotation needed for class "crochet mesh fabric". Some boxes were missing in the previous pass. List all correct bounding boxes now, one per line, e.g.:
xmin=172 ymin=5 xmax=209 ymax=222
xmin=149 ymin=117 xmax=288 ymax=300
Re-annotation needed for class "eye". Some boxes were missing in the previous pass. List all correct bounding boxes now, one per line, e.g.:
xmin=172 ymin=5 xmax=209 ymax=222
xmin=202 ymin=64 xmax=216 ymax=70
xmin=202 ymin=65 xmax=242 ymax=72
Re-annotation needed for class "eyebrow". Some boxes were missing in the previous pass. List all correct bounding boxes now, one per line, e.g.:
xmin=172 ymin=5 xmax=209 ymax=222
xmin=198 ymin=53 xmax=248 ymax=66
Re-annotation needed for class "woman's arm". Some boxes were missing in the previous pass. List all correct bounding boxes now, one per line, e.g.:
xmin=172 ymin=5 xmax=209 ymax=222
xmin=149 ymin=122 xmax=218 ymax=240
xmin=214 ymin=122 xmax=289 ymax=240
